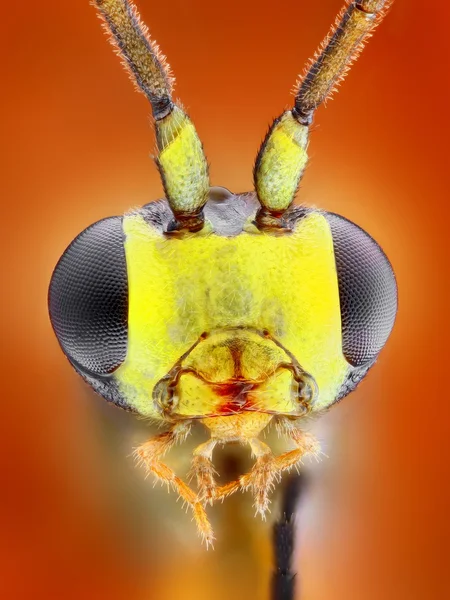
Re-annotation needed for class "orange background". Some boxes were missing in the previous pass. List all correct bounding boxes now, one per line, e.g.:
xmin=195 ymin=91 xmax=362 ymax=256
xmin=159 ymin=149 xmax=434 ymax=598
xmin=1 ymin=1 xmax=448 ymax=599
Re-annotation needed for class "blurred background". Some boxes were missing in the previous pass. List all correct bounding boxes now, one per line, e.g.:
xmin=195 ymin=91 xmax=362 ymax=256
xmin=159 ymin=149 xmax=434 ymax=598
xmin=1 ymin=0 xmax=448 ymax=598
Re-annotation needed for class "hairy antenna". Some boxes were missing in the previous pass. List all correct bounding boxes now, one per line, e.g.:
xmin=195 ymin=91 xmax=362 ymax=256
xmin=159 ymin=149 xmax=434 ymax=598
xmin=254 ymin=0 xmax=393 ymax=231
xmin=294 ymin=0 xmax=394 ymax=124
xmin=93 ymin=0 xmax=209 ymax=233
xmin=94 ymin=0 xmax=173 ymax=118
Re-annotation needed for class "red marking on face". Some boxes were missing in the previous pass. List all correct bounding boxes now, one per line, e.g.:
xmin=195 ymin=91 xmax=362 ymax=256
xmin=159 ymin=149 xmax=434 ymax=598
xmin=212 ymin=381 xmax=256 ymax=414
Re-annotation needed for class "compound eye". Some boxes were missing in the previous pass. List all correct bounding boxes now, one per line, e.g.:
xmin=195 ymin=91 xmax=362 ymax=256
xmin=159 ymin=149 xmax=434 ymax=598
xmin=48 ymin=217 xmax=128 ymax=375
xmin=325 ymin=213 xmax=398 ymax=367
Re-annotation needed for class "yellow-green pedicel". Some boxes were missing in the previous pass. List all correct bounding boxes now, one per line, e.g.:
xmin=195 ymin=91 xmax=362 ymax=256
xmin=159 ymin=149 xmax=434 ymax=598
xmin=155 ymin=105 xmax=209 ymax=217
xmin=114 ymin=211 xmax=349 ymax=417
xmin=255 ymin=111 xmax=309 ymax=212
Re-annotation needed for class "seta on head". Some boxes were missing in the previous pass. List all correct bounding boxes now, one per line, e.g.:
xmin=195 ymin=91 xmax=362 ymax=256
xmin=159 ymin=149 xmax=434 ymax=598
xmin=48 ymin=0 xmax=397 ymax=544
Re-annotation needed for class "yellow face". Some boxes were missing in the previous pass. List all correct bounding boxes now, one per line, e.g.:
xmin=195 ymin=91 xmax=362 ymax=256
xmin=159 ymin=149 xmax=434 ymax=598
xmin=49 ymin=0 xmax=399 ymax=547
xmin=49 ymin=1 xmax=398 ymax=433
xmin=48 ymin=191 xmax=398 ymax=548
xmin=113 ymin=208 xmax=348 ymax=419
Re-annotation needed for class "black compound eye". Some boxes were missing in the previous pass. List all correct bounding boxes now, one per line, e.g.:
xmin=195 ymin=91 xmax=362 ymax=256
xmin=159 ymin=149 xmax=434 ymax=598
xmin=325 ymin=212 xmax=398 ymax=367
xmin=48 ymin=217 xmax=128 ymax=375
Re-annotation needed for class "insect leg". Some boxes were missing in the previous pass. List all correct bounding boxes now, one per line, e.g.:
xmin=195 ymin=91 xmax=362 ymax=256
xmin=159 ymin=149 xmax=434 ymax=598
xmin=273 ymin=419 xmax=321 ymax=474
xmin=213 ymin=478 xmax=242 ymax=502
xmin=135 ymin=422 xmax=214 ymax=546
xmin=240 ymin=438 xmax=277 ymax=518
xmin=189 ymin=439 xmax=218 ymax=505
xmin=271 ymin=474 xmax=307 ymax=600
xmin=213 ymin=439 xmax=275 ymax=507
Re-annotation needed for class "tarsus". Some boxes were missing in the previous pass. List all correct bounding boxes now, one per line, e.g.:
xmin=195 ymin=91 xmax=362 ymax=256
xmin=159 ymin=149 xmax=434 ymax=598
xmin=271 ymin=474 xmax=308 ymax=600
